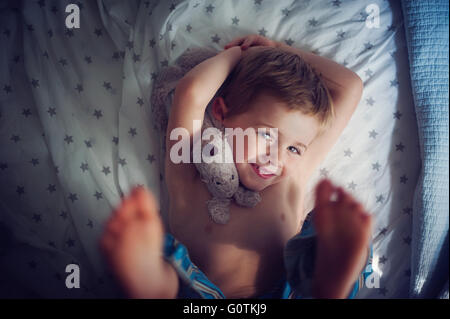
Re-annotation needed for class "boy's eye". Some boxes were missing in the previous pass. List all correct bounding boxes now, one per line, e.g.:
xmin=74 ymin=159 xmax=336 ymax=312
xmin=288 ymin=146 xmax=301 ymax=155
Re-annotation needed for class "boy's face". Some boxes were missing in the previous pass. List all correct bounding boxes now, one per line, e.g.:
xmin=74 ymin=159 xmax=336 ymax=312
xmin=216 ymin=92 xmax=320 ymax=192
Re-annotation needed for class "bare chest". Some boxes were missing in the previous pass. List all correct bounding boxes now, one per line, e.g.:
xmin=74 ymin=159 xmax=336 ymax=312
xmin=168 ymin=176 xmax=306 ymax=270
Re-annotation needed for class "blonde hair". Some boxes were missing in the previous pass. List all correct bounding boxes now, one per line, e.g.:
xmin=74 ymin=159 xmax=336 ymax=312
xmin=217 ymin=46 xmax=334 ymax=131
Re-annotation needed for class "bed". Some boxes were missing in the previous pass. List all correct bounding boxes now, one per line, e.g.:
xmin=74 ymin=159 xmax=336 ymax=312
xmin=0 ymin=0 xmax=447 ymax=298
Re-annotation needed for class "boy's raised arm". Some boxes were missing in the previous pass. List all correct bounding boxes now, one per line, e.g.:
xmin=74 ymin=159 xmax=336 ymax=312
xmin=275 ymin=41 xmax=363 ymax=182
xmin=165 ymin=46 xmax=242 ymax=189
xmin=167 ymin=46 xmax=242 ymax=148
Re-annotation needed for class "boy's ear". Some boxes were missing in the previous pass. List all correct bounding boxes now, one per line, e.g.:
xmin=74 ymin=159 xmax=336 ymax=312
xmin=211 ymin=97 xmax=228 ymax=123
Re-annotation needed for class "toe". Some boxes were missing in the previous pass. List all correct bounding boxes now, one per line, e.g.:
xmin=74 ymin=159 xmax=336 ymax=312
xmin=315 ymin=179 xmax=335 ymax=207
xmin=100 ymin=232 xmax=115 ymax=253
xmin=116 ymin=193 xmax=138 ymax=221
xmin=133 ymin=186 xmax=160 ymax=221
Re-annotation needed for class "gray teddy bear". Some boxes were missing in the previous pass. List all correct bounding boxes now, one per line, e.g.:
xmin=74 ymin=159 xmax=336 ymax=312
xmin=150 ymin=46 xmax=261 ymax=225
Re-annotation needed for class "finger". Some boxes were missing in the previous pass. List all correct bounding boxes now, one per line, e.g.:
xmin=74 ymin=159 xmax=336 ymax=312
xmin=241 ymin=36 xmax=255 ymax=50
xmin=224 ymin=36 xmax=246 ymax=48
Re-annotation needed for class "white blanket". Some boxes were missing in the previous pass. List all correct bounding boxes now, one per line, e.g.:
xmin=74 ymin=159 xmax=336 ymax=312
xmin=0 ymin=0 xmax=419 ymax=298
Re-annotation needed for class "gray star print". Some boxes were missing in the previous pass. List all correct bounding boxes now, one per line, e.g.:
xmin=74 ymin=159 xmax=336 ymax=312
xmin=186 ymin=25 xmax=192 ymax=33
xmin=94 ymin=28 xmax=102 ymax=37
xmin=65 ymin=29 xmax=74 ymax=37
xmin=47 ymin=107 xmax=56 ymax=117
xmin=118 ymin=158 xmax=127 ymax=166
xmin=308 ymin=18 xmax=318 ymax=26
xmin=364 ymin=42 xmax=373 ymax=50
xmin=337 ymin=30 xmax=345 ymax=38
xmin=16 ymin=186 xmax=25 ymax=195
xmin=137 ymin=97 xmax=144 ymax=106
xmin=403 ymin=236 xmax=411 ymax=245
xmin=332 ymin=0 xmax=341 ymax=7
xmin=11 ymin=135 xmax=21 ymax=143
xmin=360 ymin=11 xmax=369 ymax=21
xmin=396 ymin=143 xmax=405 ymax=152
xmin=211 ymin=34 xmax=220 ymax=43
xmin=112 ymin=136 xmax=119 ymax=145
xmin=282 ymin=8 xmax=290 ymax=17
xmin=60 ymin=210 xmax=68 ymax=219
xmin=400 ymin=175 xmax=408 ymax=184
xmin=366 ymin=97 xmax=375 ymax=106
xmin=133 ymin=53 xmax=140 ymax=62
xmin=103 ymin=82 xmax=111 ymax=90
xmin=390 ymin=79 xmax=399 ymax=87
xmin=258 ymin=28 xmax=267 ymax=37
xmin=30 ymin=158 xmax=39 ymax=166
xmin=102 ymin=166 xmax=111 ymax=175
xmin=344 ymin=149 xmax=353 ymax=157
xmin=84 ymin=56 xmax=92 ymax=64
xmin=31 ymin=78 xmax=39 ymax=88
xmin=232 ymin=17 xmax=239 ymax=25
xmin=376 ymin=194 xmax=384 ymax=203
xmin=320 ymin=168 xmax=329 ymax=177
xmin=59 ymin=58 xmax=68 ymax=66
xmin=64 ymin=135 xmax=74 ymax=144
xmin=379 ymin=227 xmax=388 ymax=236
xmin=149 ymin=38 xmax=156 ymax=47
xmin=93 ymin=110 xmax=103 ymax=119
xmin=348 ymin=181 xmax=357 ymax=190
xmin=3 ymin=84 xmax=12 ymax=93
xmin=369 ymin=130 xmax=378 ymax=138
xmin=33 ymin=214 xmax=42 ymax=223
xmin=285 ymin=38 xmax=294 ymax=46
xmin=364 ymin=69 xmax=373 ymax=77
xmin=85 ymin=140 xmax=92 ymax=148
xmin=80 ymin=162 xmax=89 ymax=172
xmin=47 ymin=184 xmax=56 ymax=193
xmin=393 ymin=111 xmax=402 ymax=119
xmin=206 ymin=4 xmax=214 ymax=13
xmin=379 ymin=255 xmax=387 ymax=264
xmin=147 ymin=154 xmax=156 ymax=163
xmin=68 ymin=193 xmax=78 ymax=202
xmin=94 ymin=191 xmax=103 ymax=200
xmin=254 ymin=0 xmax=262 ymax=5
xmin=22 ymin=109 xmax=31 ymax=117
xmin=75 ymin=84 xmax=83 ymax=93
xmin=128 ymin=128 xmax=137 ymax=137
xmin=403 ymin=207 xmax=412 ymax=215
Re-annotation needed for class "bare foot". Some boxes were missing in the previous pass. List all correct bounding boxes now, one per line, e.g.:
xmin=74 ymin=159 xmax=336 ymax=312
xmin=312 ymin=179 xmax=372 ymax=299
xmin=100 ymin=186 xmax=178 ymax=298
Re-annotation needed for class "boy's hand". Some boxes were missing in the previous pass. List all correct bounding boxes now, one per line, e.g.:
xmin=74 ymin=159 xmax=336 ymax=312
xmin=224 ymin=34 xmax=279 ymax=51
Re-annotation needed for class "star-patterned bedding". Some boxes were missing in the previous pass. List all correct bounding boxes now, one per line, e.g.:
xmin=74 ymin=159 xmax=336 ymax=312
xmin=0 ymin=0 xmax=420 ymax=298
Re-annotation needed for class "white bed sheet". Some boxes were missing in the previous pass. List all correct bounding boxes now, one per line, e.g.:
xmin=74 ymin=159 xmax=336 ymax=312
xmin=0 ymin=0 xmax=420 ymax=298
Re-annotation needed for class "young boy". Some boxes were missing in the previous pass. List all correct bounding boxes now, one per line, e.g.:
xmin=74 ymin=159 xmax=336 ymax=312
xmin=100 ymin=34 xmax=373 ymax=299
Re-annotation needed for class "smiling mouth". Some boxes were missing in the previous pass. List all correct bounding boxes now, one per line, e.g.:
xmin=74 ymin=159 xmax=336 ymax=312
xmin=250 ymin=163 xmax=276 ymax=179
